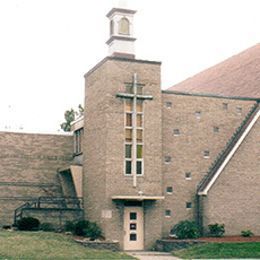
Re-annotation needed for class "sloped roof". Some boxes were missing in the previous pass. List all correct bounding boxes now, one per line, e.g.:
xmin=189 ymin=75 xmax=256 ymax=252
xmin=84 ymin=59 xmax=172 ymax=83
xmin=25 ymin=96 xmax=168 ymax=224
xmin=169 ymin=44 xmax=260 ymax=98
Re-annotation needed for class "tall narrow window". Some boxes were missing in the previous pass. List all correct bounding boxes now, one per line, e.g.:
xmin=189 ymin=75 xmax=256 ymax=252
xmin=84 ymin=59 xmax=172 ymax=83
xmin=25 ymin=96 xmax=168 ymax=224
xmin=74 ymin=128 xmax=83 ymax=155
xmin=124 ymin=97 xmax=144 ymax=176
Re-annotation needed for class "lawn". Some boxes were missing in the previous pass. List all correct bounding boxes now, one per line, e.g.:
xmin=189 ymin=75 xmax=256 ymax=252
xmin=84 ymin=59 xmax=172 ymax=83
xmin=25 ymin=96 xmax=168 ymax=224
xmin=172 ymin=242 xmax=260 ymax=259
xmin=0 ymin=231 xmax=134 ymax=259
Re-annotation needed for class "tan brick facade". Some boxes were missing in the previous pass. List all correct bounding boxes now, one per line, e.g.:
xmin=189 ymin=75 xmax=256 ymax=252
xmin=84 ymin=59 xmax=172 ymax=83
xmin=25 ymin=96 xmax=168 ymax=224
xmin=161 ymin=93 xmax=257 ymax=236
xmin=0 ymin=131 xmax=73 ymax=225
xmin=202 ymin=117 xmax=260 ymax=235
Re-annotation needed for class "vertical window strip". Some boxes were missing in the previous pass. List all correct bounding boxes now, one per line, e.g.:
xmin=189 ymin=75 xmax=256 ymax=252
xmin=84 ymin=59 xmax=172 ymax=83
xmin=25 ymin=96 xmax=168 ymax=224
xmin=124 ymin=99 xmax=144 ymax=176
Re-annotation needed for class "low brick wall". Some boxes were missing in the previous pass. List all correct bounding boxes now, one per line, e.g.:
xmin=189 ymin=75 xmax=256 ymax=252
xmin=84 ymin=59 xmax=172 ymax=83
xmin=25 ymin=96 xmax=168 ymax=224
xmin=75 ymin=239 xmax=120 ymax=251
xmin=156 ymin=239 xmax=206 ymax=252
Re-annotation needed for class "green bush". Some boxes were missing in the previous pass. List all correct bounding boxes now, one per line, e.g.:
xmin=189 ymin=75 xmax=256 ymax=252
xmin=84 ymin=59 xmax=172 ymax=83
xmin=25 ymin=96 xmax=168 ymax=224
xmin=74 ymin=220 xmax=90 ymax=236
xmin=17 ymin=217 xmax=40 ymax=231
xmin=85 ymin=222 xmax=102 ymax=241
xmin=40 ymin=222 xmax=55 ymax=232
xmin=208 ymin=223 xmax=225 ymax=237
xmin=241 ymin=230 xmax=254 ymax=237
xmin=170 ymin=220 xmax=199 ymax=239
xmin=70 ymin=220 xmax=102 ymax=240
xmin=64 ymin=221 xmax=75 ymax=232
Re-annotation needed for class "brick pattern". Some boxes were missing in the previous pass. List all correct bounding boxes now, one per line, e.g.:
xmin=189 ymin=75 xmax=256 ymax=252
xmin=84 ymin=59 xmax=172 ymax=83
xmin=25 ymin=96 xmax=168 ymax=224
xmin=83 ymin=57 xmax=163 ymax=249
xmin=161 ymin=93 xmax=256 ymax=235
xmin=0 ymin=131 xmax=73 ymax=225
xmin=202 ymin=118 xmax=260 ymax=235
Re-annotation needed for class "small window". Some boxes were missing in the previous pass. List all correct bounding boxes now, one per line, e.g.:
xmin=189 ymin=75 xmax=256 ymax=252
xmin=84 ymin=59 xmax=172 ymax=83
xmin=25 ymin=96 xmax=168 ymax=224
xmin=173 ymin=129 xmax=180 ymax=136
xmin=126 ymin=113 xmax=132 ymax=127
xmin=130 ymin=233 xmax=137 ymax=241
xmin=130 ymin=223 xmax=137 ymax=230
xmin=130 ymin=212 xmax=137 ymax=220
xmin=236 ymin=106 xmax=242 ymax=114
xmin=125 ymin=144 xmax=132 ymax=158
xmin=165 ymin=209 xmax=171 ymax=217
xmin=223 ymin=103 xmax=228 ymax=110
xmin=185 ymin=172 xmax=192 ymax=180
xmin=195 ymin=111 xmax=201 ymax=119
xmin=137 ymin=129 xmax=143 ymax=142
xmin=125 ymin=129 xmax=132 ymax=142
xmin=164 ymin=156 xmax=171 ymax=163
xmin=165 ymin=101 xmax=172 ymax=108
xmin=136 ymin=161 xmax=142 ymax=175
xmin=213 ymin=126 xmax=219 ymax=133
xmin=125 ymin=161 xmax=132 ymax=175
xmin=137 ymin=114 xmax=142 ymax=127
xmin=203 ymin=150 xmax=210 ymax=158
xmin=166 ymin=187 xmax=173 ymax=194
xmin=186 ymin=202 xmax=192 ymax=209
xmin=137 ymin=145 xmax=142 ymax=158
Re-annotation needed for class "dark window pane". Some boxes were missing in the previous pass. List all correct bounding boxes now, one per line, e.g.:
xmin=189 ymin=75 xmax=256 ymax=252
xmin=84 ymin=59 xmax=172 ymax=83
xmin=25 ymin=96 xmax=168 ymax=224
xmin=165 ymin=210 xmax=171 ymax=217
xmin=130 ymin=223 xmax=137 ymax=230
xmin=130 ymin=233 xmax=137 ymax=241
xmin=130 ymin=212 xmax=137 ymax=220
xmin=125 ymin=145 xmax=132 ymax=158
xmin=186 ymin=202 xmax=192 ymax=209
xmin=125 ymin=161 xmax=131 ymax=175
xmin=137 ymin=145 xmax=142 ymax=158
xmin=126 ymin=113 xmax=132 ymax=127
xmin=137 ymin=161 xmax=142 ymax=175
xmin=166 ymin=187 xmax=173 ymax=193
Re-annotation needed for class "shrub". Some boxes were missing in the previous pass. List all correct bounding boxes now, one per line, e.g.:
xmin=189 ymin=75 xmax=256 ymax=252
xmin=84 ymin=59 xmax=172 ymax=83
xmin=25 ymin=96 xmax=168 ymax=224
xmin=208 ymin=223 xmax=225 ymax=237
xmin=64 ymin=221 xmax=75 ymax=232
xmin=40 ymin=222 xmax=55 ymax=232
xmin=85 ymin=222 xmax=102 ymax=241
xmin=74 ymin=220 xmax=90 ymax=236
xmin=241 ymin=230 xmax=254 ymax=237
xmin=17 ymin=217 xmax=40 ymax=231
xmin=170 ymin=220 xmax=199 ymax=239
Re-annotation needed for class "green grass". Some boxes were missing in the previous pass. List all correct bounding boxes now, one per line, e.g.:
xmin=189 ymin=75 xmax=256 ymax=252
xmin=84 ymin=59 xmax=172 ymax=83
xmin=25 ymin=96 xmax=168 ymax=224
xmin=0 ymin=231 xmax=134 ymax=259
xmin=172 ymin=242 xmax=260 ymax=259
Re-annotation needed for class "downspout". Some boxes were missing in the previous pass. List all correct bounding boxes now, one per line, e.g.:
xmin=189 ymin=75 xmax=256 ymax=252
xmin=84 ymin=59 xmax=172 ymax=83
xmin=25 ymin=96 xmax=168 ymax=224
xmin=195 ymin=194 xmax=204 ymax=236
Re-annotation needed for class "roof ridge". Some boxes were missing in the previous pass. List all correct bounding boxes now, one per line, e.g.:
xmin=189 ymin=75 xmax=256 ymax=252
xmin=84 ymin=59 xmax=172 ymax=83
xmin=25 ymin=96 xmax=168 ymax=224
xmin=197 ymin=102 xmax=260 ymax=195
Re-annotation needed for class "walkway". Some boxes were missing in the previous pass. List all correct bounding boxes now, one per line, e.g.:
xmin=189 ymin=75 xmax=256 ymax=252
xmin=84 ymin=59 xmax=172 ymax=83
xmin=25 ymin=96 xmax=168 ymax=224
xmin=128 ymin=251 xmax=181 ymax=260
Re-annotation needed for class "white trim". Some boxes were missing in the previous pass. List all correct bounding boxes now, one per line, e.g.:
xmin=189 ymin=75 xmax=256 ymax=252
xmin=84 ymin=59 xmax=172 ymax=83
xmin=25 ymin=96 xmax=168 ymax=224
xmin=199 ymin=108 xmax=260 ymax=195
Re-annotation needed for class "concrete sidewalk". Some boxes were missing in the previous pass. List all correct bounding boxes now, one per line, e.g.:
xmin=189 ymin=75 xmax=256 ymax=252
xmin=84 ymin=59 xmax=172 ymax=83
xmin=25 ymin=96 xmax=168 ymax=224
xmin=128 ymin=251 xmax=181 ymax=260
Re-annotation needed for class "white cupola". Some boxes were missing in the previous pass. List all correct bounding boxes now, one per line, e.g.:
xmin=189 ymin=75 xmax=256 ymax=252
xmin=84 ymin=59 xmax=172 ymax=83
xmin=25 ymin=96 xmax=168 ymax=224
xmin=106 ymin=8 xmax=137 ymax=59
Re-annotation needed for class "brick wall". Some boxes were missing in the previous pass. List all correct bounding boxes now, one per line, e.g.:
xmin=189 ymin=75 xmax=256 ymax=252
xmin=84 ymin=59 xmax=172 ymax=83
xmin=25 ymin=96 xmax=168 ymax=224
xmin=161 ymin=92 xmax=256 ymax=235
xmin=0 ymin=131 xmax=73 ymax=225
xmin=83 ymin=57 xmax=163 ymax=249
xmin=202 ymin=117 xmax=260 ymax=235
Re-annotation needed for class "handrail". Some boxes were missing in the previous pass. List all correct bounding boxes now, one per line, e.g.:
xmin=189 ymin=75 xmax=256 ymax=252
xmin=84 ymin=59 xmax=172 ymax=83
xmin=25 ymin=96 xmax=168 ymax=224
xmin=198 ymin=102 xmax=259 ymax=193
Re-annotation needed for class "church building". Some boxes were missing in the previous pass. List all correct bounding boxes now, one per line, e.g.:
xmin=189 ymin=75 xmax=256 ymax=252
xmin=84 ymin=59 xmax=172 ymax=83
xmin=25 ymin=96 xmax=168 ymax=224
xmin=0 ymin=7 xmax=259 ymax=251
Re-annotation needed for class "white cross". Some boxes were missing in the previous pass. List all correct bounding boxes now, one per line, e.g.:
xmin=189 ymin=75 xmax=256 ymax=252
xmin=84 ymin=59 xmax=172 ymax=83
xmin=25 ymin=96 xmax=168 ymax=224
xmin=117 ymin=73 xmax=153 ymax=187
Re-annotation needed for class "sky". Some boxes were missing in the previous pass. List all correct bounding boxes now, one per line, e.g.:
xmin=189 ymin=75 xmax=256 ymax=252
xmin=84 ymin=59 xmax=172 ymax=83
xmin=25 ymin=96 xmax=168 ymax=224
xmin=0 ymin=0 xmax=259 ymax=133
